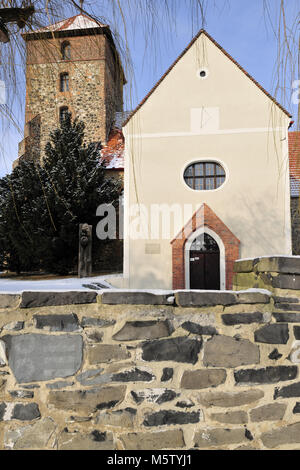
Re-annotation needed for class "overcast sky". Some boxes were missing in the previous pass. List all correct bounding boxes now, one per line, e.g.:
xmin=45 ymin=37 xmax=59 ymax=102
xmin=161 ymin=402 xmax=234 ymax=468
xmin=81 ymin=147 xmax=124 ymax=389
xmin=0 ymin=0 xmax=298 ymax=177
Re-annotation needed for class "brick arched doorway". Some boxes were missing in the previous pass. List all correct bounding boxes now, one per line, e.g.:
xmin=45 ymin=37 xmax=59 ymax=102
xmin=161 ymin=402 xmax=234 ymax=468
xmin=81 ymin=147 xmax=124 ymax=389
xmin=171 ymin=203 xmax=240 ymax=290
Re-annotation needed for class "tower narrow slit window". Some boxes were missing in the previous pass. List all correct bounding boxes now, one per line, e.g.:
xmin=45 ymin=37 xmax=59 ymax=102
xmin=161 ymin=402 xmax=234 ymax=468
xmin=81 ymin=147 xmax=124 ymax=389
xmin=60 ymin=72 xmax=69 ymax=92
xmin=61 ymin=41 xmax=71 ymax=60
xmin=59 ymin=106 xmax=69 ymax=124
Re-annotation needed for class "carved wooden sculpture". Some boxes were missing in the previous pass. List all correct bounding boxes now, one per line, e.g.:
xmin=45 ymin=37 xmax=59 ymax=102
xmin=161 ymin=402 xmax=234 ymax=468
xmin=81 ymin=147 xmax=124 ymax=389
xmin=78 ymin=223 xmax=92 ymax=278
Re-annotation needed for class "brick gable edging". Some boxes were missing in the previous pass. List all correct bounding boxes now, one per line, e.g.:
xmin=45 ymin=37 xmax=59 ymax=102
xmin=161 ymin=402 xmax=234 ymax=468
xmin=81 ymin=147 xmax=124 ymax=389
xmin=171 ymin=203 xmax=240 ymax=289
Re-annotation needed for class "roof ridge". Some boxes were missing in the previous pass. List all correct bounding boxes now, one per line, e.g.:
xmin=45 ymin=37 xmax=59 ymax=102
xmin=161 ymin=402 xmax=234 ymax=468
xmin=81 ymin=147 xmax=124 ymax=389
xmin=23 ymin=12 xmax=105 ymax=35
xmin=123 ymin=28 xmax=292 ymax=127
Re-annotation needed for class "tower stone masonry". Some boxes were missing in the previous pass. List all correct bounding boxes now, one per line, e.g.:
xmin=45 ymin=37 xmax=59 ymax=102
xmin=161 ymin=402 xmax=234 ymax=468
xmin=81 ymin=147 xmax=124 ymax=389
xmin=15 ymin=14 xmax=126 ymax=166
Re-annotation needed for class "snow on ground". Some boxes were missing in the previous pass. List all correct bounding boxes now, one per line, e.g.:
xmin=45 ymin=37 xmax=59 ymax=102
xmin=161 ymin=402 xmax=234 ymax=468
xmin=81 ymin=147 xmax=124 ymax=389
xmin=0 ymin=274 xmax=122 ymax=294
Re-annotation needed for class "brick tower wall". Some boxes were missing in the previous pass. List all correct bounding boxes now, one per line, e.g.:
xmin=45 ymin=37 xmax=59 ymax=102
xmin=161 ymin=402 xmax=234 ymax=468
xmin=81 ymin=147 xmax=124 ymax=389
xmin=23 ymin=32 xmax=124 ymax=161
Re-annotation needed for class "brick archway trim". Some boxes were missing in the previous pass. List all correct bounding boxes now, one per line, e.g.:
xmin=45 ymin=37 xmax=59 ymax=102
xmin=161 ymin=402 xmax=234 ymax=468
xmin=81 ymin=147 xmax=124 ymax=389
xmin=171 ymin=203 xmax=240 ymax=290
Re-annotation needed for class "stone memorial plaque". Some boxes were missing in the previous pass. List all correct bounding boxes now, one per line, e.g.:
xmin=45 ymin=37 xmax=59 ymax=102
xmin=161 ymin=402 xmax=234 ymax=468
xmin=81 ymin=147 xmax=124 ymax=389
xmin=3 ymin=334 xmax=83 ymax=383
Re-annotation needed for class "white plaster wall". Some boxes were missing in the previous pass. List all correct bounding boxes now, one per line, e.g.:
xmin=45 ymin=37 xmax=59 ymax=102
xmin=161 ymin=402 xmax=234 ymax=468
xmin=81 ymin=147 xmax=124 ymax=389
xmin=123 ymin=33 xmax=291 ymax=289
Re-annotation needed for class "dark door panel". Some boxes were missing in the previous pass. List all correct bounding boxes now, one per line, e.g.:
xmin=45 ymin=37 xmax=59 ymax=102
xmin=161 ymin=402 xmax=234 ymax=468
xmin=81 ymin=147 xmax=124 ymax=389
xmin=189 ymin=233 xmax=220 ymax=290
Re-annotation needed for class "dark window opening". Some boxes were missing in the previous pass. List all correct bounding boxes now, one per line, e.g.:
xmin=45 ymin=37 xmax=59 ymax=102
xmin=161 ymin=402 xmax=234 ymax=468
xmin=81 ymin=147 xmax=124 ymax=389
xmin=61 ymin=41 xmax=71 ymax=60
xmin=60 ymin=72 xmax=69 ymax=92
xmin=59 ymin=106 xmax=69 ymax=124
xmin=184 ymin=162 xmax=225 ymax=190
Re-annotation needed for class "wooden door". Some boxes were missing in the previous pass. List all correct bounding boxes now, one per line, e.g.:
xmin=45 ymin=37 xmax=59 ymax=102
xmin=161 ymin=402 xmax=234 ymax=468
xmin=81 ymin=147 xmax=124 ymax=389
xmin=189 ymin=233 xmax=220 ymax=290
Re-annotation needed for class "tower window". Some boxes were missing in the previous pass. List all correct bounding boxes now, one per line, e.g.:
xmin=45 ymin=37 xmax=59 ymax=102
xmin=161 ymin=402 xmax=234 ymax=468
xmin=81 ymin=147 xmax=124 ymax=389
xmin=61 ymin=41 xmax=71 ymax=60
xmin=60 ymin=73 xmax=69 ymax=92
xmin=59 ymin=106 xmax=69 ymax=124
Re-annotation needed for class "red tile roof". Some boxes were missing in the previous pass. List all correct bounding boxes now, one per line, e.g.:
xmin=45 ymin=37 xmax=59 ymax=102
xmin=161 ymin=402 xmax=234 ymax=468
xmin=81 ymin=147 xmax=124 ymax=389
xmin=289 ymin=131 xmax=300 ymax=196
xmin=23 ymin=13 xmax=106 ymax=36
xmin=100 ymin=128 xmax=124 ymax=170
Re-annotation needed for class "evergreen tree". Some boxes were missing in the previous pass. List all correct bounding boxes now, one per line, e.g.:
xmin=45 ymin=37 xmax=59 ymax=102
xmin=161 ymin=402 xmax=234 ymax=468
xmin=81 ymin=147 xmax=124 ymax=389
xmin=0 ymin=113 xmax=122 ymax=274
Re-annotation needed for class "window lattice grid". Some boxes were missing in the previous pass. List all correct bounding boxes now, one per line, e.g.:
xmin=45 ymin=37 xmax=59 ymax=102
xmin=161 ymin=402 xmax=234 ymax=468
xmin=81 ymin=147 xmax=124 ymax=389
xmin=184 ymin=162 xmax=225 ymax=190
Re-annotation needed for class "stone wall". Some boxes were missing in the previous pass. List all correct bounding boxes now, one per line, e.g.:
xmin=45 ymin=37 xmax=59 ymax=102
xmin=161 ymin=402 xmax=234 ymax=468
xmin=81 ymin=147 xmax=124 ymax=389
xmin=291 ymin=197 xmax=300 ymax=255
xmin=2 ymin=279 xmax=300 ymax=450
xmin=233 ymin=256 xmax=300 ymax=292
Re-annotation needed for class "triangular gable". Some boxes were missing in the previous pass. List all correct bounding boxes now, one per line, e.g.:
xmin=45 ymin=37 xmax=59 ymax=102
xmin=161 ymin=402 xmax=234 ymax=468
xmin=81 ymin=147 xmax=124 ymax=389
xmin=124 ymin=29 xmax=291 ymax=127
xmin=171 ymin=203 xmax=240 ymax=245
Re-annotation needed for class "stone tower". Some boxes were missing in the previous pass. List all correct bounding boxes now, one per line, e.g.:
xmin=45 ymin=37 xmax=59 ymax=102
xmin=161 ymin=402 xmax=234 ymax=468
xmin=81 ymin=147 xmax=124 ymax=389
xmin=15 ymin=13 xmax=126 ymax=166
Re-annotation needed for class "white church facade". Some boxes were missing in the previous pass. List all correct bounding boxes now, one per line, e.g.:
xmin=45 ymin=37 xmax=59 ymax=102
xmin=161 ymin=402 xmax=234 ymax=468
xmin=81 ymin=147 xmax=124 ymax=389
xmin=115 ymin=29 xmax=292 ymax=290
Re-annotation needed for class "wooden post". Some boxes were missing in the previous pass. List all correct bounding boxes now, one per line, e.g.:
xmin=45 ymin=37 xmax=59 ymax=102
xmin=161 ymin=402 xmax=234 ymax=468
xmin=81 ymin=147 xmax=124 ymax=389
xmin=78 ymin=223 xmax=92 ymax=278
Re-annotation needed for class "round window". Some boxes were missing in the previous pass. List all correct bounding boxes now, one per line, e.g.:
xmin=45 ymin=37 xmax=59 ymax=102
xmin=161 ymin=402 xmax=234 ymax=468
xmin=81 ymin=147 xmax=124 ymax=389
xmin=184 ymin=162 xmax=226 ymax=190
xmin=197 ymin=68 xmax=209 ymax=79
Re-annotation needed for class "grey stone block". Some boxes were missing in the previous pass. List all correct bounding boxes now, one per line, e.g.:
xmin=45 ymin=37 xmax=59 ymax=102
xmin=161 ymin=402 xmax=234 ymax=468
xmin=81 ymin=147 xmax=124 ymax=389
xmin=0 ymin=294 xmax=21 ymax=309
xmin=250 ymin=403 xmax=286 ymax=422
xmin=142 ymin=337 xmax=202 ymax=364
xmin=100 ymin=291 xmax=173 ymax=305
xmin=58 ymin=430 xmax=115 ymax=450
xmin=294 ymin=326 xmax=300 ymax=340
xmin=273 ymin=296 xmax=299 ymax=304
xmin=9 ymin=390 xmax=34 ymax=399
xmin=113 ymin=320 xmax=174 ymax=341
xmin=233 ymin=259 xmax=255 ymax=273
xmin=88 ymin=344 xmax=131 ymax=364
xmin=48 ymin=386 xmax=126 ymax=413
xmin=235 ymin=291 xmax=271 ymax=304
xmin=3 ymin=321 xmax=24 ymax=331
xmin=181 ymin=321 xmax=217 ymax=336
xmin=20 ymin=291 xmax=97 ymax=308
xmin=143 ymin=410 xmax=200 ymax=427
xmin=268 ymin=349 xmax=283 ymax=360
xmin=273 ymin=313 xmax=300 ymax=323
xmin=194 ymin=427 xmax=247 ymax=448
xmin=175 ymin=400 xmax=195 ymax=409
xmin=131 ymin=388 xmax=177 ymax=405
xmin=81 ymin=317 xmax=116 ymax=328
xmin=34 ymin=314 xmax=80 ymax=332
xmin=46 ymin=380 xmax=75 ymax=390
xmin=85 ymin=329 xmax=104 ymax=343
xmin=161 ymin=368 xmax=173 ymax=382
xmin=261 ymin=422 xmax=300 ymax=448
xmin=95 ymin=409 xmax=136 ymax=428
xmin=175 ymin=291 xmax=236 ymax=307
xmin=12 ymin=403 xmax=41 ymax=421
xmin=293 ymin=403 xmax=300 ymax=413
xmin=210 ymin=411 xmax=248 ymax=425
xmin=76 ymin=368 xmax=107 ymax=386
xmin=272 ymin=274 xmax=300 ymax=290
xmin=3 ymin=333 xmax=83 ymax=383
xmin=4 ymin=417 xmax=56 ymax=449
xmin=203 ymin=335 xmax=260 ymax=368
xmin=274 ymin=381 xmax=300 ymax=399
xmin=120 ymin=429 xmax=185 ymax=450
xmin=234 ymin=366 xmax=297 ymax=384
xmin=222 ymin=312 xmax=264 ymax=325
xmin=0 ymin=402 xmax=40 ymax=421
xmin=181 ymin=369 xmax=226 ymax=389
xmin=112 ymin=368 xmax=155 ymax=383
xmin=197 ymin=389 xmax=264 ymax=408
xmin=275 ymin=303 xmax=300 ymax=311
xmin=255 ymin=256 xmax=300 ymax=274
xmin=254 ymin=324 xmax=289 ymax=344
